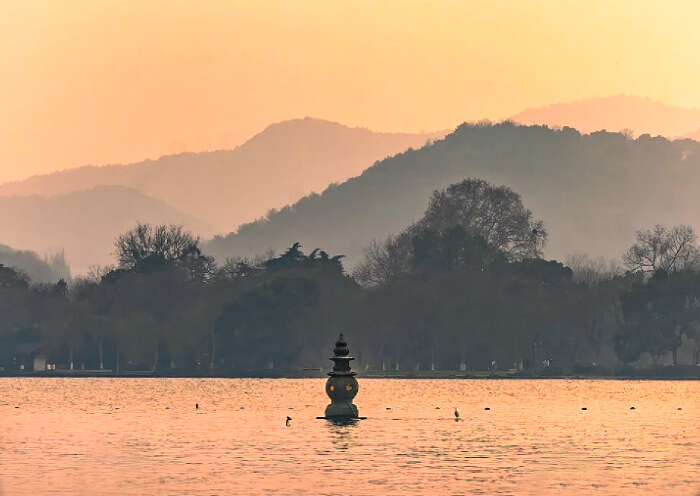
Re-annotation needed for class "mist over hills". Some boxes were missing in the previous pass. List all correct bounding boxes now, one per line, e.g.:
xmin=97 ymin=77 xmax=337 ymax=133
xmin=511 ymin=95 xmax=700 ymax=137
xmin=205 ymin=122 xmax=700 ymax=267
xmin=0 ymin=186 xmax=212 ymax=274
xmin=0 ymin=118 xmax=445 ymax=234
xmin=682 ymin=128 xmax=700 ymax=141
xmin=5 ymin=109 xmax=700 ymax=275
xmin=0 ymin=244 xmax=69 ymax=283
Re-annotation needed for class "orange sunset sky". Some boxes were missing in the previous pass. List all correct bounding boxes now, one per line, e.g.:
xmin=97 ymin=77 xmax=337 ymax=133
xmin=1 ymin=0 xmax=699 ymax=183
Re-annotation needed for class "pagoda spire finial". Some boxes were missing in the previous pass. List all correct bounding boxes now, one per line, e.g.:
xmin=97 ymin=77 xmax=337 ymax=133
xmin=330 ymin=332 xmax=355 ymax=375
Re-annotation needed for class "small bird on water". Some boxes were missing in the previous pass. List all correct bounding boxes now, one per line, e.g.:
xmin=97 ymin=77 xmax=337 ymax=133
xmin=454 ymin=407 xmax=460 ymax=419
xmin=195 ymin=403 xmax=199 ymax=409
xmin=286 ymin=416 xmax=292 ymax=426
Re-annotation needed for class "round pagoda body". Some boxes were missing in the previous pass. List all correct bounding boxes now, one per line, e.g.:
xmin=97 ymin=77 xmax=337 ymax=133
xmin=324 ymin=333 xmax=360 ymax=419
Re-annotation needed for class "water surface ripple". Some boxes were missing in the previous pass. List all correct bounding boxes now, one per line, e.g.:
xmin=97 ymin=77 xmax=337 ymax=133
xmin=0 ymin=378 xmax=697 ymax=495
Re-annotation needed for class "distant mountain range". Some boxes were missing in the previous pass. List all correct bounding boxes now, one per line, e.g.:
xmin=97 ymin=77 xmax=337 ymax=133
xmin=205 ymin=122 xmax=700 ymax=268
xmin=511 ymin=95 xmax=700 ymax=138
xmin=0 ymin=186 xmax=212 ymax=274
xmin=0 ymin=119 xmax=443 ymax=273
xmin=4 ymin=99 xmax=700 ymax=274
xmin=0 ymin=118 xmax=445 ymax=233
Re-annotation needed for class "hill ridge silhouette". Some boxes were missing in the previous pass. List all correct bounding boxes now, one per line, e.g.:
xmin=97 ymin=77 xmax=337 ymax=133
xmin=511 ymin=95 xmax=700 ymax=138
xmin=0 ymin=117 xmax=445 ymax=235
xmin=0 ymin=185 xmax=213 ymax=274
xmin=204 ymin=122 xmax=700 ymax=268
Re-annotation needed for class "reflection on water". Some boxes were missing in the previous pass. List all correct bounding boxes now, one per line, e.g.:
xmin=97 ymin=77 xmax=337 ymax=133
xmin=326 ymin=419 xmax=359 ymax=450
xmin=0 ymin=378 xmax=698 ymax=495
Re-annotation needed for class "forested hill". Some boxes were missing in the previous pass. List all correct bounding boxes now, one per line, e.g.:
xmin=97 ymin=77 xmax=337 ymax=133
xmin=205 ymin=122 xmax=700 ymax=266
xmin=0 ymin=118 xmax=444 ymax=233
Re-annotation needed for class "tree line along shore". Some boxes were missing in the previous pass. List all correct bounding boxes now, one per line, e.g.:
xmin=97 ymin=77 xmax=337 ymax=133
xmin=1 ymin=178 xmax=700 ymax=378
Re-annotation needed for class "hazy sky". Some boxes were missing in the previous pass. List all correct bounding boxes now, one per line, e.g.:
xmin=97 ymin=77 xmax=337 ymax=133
xmin=1 ymin=0 xmax=699 ymax=183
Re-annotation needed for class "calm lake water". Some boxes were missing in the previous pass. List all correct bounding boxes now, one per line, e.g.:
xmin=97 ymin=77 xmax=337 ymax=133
xmin=0 ymin=378 xmax=698 ymax=495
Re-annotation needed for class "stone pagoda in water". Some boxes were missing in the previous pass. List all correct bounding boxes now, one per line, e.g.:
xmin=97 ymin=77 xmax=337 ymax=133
xmin=322 ymin=333 xmax=361 ymax=419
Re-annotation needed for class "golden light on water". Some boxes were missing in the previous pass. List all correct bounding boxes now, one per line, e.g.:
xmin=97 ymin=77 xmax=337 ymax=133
xmin=1 ymin=378 xmax=697 ymax=494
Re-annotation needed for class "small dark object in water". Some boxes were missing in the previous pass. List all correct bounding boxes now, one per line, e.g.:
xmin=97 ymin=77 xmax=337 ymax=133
xmin=286 ymin=416 xmax=292 ymax=426
xmin=630 ymin=406 xmax=635 ymax=410
xmin=678 ymin=407 xmax=682 ymax=410
xmin=484 ymin=407 xmax=490 ymax=411
xmin=195 ymin=403 xmax=199 ymax=409
xmin=581 ymin=407 xmax=587 ymax=411
xmin=386 ymin=407 xmax=391 ymax=410
xmin=14 ymin=406 xmax=19 ymax=409
xmin=435 ymin=406 xmax=440 ymax=409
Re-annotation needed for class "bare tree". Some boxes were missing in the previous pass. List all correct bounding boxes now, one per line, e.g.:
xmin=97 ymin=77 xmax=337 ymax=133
xmin=418 ymin=179 xmax=547 ymax=259
xmin=352 ymin=236 xmax=412 ymax=286
xmin=565 ymin=253 xmax=623 ymax=286
xmin=620 ymin=128 xmax=635 ymax=141
xmin=623 ymin=224 xmax=700 ymax=274
xmin=219 ymin=250 xmax=273 ymax=279
xmin=353 ymin=179 xmax=547 ymax=285
xmin=114 ymin=223 xmax=217 ymax=282
xmin=86 ymin=264 xmax=115 ymax=282
xmin=115 ymin=223 xmax=201 ymax=269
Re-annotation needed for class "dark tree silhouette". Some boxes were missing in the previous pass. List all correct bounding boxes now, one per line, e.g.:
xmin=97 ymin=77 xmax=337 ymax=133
xmin=623 ymin=224 xmax=699 ymax=274
xmin=115 ymin=223 xmax=215 ymax=280
xmin=354 ymin=179 xmax=546 ymax=285
xmin=418 ymin=179 xmax=547 ymax=259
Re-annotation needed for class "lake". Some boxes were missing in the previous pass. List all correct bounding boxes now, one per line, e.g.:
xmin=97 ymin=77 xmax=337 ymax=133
xmin=0 ymin=378 xmax=697 ymax=495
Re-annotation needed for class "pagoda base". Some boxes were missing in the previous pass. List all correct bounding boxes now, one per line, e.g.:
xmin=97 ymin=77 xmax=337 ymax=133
xmin=324 ymin=401 xmax=359 ymax=418
xmin=316 ymin=417 xmax=367 ymax=424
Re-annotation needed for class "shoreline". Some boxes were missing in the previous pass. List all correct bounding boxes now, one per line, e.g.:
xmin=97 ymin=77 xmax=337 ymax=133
xmin=1 ymin=371 xmax=698 ymax=380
